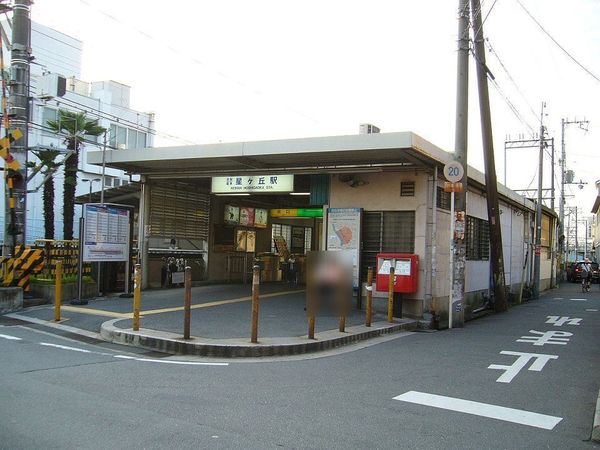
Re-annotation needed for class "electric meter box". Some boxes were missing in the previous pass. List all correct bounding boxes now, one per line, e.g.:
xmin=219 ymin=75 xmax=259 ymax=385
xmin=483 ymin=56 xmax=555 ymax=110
xmin=375 ymin=253 xmax=419 ymax=294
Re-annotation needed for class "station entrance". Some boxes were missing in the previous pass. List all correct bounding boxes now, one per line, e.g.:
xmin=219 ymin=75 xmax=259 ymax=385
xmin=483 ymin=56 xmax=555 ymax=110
xmin=141 ymin=174 xmax=326 ymax=289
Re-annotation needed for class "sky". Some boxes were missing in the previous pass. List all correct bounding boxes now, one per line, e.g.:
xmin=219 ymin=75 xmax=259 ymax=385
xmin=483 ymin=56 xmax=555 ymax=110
xmin=29 ymin=0 xmax=600 ymax=220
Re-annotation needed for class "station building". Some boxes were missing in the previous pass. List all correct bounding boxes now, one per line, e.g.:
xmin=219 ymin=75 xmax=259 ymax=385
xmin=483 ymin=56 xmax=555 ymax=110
xmin=87 ymin=131 xmax=557 ymax=323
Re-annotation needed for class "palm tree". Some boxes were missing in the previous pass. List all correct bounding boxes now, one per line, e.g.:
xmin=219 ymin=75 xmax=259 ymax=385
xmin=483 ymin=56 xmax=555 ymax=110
xmin=28 ymin=149 xmax=62 ymax=239
xmin=46 ymin=110 xmax=105 ymax=240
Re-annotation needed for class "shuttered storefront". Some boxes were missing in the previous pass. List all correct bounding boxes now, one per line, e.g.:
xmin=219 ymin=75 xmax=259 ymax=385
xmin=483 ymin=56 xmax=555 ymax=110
xmin=361 ymin=211 xmax=415 ymax=281
xmin=149 ymin=185 xmax=210 ymax=240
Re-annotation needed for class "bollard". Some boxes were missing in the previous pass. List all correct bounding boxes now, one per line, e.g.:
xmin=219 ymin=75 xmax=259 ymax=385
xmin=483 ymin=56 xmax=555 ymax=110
xmin=366 ymin=266 xmax=373 ymax=327
xmin=250 ymin=265 xmax=260 ymax=343
xmin=338 ymin=285 xmax=346 ymax=332
xmin=54 ymin=261 xmax=63 ymax=322
xmin=133 ymin=263 xmax=141 ymax=331
xmin=308 ymin=314 xmax=315 ymax=340
xmin=387 ymin=266 xmax=395 ymax=323
xmin=183 ymin=266 xmax=192 ymax=339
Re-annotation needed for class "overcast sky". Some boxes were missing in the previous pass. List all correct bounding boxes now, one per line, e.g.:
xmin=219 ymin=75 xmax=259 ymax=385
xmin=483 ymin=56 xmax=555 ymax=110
xmin=31 ymin=0 xmax=600 ymax=217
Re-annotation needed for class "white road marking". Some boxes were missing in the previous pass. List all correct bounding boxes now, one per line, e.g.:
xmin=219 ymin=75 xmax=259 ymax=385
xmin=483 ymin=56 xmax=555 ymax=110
xmin=113 ymin=355 xmax=228 ymax=366
xmin=586 ymin=309 xmax=598 ymax=312
xmin=570 ymin=298 xmax=587 ymax=302
xmin=0 ymin=333 xmax=22 ymax=341
xmin=516 ymin=330 xmax=572 ymax=346
xmin=393 ymin=391 xmax=562 ymax=430
xmin=553 ymin=297 xmax=564 ymax=300
xmin=545 ymin=316 xmax=582 ymax=326
xmin=488 ymin=351 xmax=558 ymax=383
xmin=40 ymin=342 xmax=93 ymax=353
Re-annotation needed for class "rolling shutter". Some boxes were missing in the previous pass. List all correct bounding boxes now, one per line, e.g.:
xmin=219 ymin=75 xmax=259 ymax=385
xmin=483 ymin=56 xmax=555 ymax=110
xmin=149 ymin=185 xmax=210 ymax=240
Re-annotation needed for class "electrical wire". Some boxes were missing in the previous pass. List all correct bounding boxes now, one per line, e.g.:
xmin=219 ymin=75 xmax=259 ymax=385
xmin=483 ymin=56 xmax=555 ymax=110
xmin=485 ymin=38 xmax=539 ymax=125
xmin=77 ymin=0 xmax=321 ymax=125
xmin=515 ymin=0 xmax=600 ymax=84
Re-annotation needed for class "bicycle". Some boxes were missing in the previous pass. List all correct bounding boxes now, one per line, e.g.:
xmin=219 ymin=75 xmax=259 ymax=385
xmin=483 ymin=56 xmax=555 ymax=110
xmin=581 ymin=274 xmax=591 ymax=293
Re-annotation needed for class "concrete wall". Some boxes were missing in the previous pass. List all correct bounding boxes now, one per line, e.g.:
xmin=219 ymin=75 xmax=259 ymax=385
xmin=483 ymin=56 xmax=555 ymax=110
xmin=0 ymin=288 xmax=23 ymax=314
xmin=329 ymin=170 xmax=553 ymax=320
xmin=329 ymin=171 xmax=430 ymax=318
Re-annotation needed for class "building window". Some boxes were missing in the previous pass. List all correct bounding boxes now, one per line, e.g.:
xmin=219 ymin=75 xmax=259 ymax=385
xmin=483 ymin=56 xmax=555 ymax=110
xmin=109 ymin=124 xmax=146 ymax=149
xmin=360 ymin=211 xmax=415 ymax=281
xmin=41 ymin=107 xmax=58 ymax=136
xmin=466 ymin=216 xmax=490 ymax=261
xmin=542 ymin=214 xmax=552 ymax=260
xmin=400 ymin=181 xmax=415 ymax=197
xmin=436 ymin=186 xmax=451 ymax=211
xmin=110 ymin=124 xmax=127 ymax=148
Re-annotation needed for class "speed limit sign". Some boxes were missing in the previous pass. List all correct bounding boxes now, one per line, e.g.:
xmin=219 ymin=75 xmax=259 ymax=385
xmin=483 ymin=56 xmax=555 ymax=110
xmin=444 ymin=161 xmax=464 ymax=183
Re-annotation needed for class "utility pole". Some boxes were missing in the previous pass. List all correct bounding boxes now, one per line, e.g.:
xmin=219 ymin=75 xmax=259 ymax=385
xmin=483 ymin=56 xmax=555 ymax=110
xmin=451 ymin=0 xmax=470 ymax=327
xmin=470 ymin=0 xmax=507 ymax=311
xmin=3 ymin=0 xmax=31 ymax=256
xmin=532 ymin=103 xmax=545 ymax=299
xmin=558 ymin=118 xmax=589 ymax=281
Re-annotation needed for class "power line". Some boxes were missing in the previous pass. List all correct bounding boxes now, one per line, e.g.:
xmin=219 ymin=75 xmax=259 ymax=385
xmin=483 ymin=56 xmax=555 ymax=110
xmin=485 ymin=38 xmax=539 ymax=125
xmin=516 ymin=0 xmax=600 ymax=84
xmin=77 ymin=0 xmax=321 ymax=125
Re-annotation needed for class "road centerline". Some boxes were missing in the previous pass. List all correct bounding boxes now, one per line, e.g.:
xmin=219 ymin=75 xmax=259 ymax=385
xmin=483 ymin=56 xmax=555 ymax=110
xmin=393 ymin=391 xmax=562 ymax=430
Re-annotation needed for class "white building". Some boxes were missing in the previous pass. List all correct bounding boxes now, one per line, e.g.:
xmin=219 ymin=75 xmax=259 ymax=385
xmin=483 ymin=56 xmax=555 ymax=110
xmin=0 ymin=21 xmax=154 ymax=242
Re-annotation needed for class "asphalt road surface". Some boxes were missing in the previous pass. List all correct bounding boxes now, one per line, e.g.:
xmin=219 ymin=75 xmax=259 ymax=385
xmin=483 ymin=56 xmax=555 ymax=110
xmin=1 ymin=287 xmax=599 ymax=449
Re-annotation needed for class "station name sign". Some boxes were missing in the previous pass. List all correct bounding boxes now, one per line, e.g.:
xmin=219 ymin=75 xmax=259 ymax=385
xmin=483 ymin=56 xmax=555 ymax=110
xmin=211 ymin=174 xmax=294 ymax=193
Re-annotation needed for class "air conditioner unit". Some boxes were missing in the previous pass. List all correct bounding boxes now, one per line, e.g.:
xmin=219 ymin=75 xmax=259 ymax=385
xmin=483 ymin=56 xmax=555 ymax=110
xmin=38 ymin=73 xmax=66 ymax=99
xmin=117 ymin=144 xmax=127 ymax=150
xmin=359 ymin=123 xmax=381 ymax=134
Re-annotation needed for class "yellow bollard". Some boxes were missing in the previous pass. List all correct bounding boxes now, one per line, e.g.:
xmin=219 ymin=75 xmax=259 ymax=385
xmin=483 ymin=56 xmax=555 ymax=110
xmin=183 ymin=266 xmax=192 ymax=339
xmin=387 ymin=266 xmax=395 ymax=323
xmin=366 ymin=267 xmax=373 ymax=327
xmin=54 ymin=261 xmax=62 ymax=322
xmin=132 ymin=263 xmax=141 ymax=331
xmin=250 ymin=265 xmax=260 ymax=343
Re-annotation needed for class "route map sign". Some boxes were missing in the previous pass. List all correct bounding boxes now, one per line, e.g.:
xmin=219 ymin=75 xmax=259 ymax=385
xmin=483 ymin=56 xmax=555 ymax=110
xmin=82 ymin=203 xmax=131 ymax=262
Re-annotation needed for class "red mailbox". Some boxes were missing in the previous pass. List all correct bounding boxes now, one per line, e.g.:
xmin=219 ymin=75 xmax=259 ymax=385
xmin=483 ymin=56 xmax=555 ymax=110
xmin=375 ymin=253 xmax=419 ymax=294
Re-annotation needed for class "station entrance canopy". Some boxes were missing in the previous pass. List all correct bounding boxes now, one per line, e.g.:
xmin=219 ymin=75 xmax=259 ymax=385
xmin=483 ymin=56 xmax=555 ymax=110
xmin=87 ymin=132 xmax=448 ymax=178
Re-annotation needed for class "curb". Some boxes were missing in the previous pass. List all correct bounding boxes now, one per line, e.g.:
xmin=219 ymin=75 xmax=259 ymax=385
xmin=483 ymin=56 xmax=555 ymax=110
xmin=101 ymin=319 xmax=418 ymax=358
xmin=593 ymin=389 xmax=600 ymax=443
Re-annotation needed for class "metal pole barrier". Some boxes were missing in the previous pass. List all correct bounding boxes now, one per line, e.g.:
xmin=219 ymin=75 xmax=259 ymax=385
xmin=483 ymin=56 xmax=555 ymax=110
xmin=388 ymin=266 xmax=395 ymax=323
xmin=183 ymin=266 xmax=192 ymax=339
xmin=366 ymin=267 xmax=373 ymax=327
xmin=339 ymin=298 xmax=346 ymax=333
xmin=54 ymin=260 xmax=62 ymax=322
xmin=133 ymin=263 xmax=141 ymax=331
xmin=250 ymin=265 xmax=260 ymax=343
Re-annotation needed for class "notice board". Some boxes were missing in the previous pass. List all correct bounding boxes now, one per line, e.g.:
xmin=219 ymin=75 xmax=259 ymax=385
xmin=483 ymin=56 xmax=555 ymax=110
xmin=82 ymin=203 xmax=131 ymax=262
xmin=326 ymin=207 xmax=362 ymax=288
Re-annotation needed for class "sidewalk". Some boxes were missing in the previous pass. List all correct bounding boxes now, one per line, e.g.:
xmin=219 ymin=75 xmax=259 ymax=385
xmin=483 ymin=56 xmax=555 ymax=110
xmin=6 ymin=282 xmax=418 ymax=357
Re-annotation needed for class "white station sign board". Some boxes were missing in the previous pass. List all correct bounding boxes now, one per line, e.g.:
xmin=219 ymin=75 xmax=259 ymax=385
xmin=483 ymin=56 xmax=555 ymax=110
xmin=82 ymin=203 xmax=131 ymax=262
xmin=211 ymin=175 xmax=294 ymax=194
xmin=443 ymin=161 xmax=464 ymax=183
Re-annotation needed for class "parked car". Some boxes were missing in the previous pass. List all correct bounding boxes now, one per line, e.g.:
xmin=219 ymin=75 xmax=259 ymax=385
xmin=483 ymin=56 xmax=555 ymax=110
xmin=567 ymin=260 xmax=599 ymax=283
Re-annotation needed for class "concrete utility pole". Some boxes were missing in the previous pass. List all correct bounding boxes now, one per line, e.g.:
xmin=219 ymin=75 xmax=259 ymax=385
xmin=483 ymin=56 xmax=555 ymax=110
xmin=451 ymin=0 xmax=470 ymax=327
xmin=532 ymin=103 xmax=546 ymax=299
xmin=3 ymin=0 xmax=31 ymax=256
xmin=558 ymin=118 xmax=589 ymax=281
xmin=470 ymin=0 xmax=507 ymax=311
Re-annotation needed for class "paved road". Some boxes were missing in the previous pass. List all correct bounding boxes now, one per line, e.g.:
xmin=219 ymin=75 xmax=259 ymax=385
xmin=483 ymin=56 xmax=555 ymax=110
xmin=1 ymin=284 xmax=599 ymax=449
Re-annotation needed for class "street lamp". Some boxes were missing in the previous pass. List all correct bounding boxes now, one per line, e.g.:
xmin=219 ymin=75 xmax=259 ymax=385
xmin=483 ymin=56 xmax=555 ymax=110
xmin=82 ymin=178 xmax=102 ymax=203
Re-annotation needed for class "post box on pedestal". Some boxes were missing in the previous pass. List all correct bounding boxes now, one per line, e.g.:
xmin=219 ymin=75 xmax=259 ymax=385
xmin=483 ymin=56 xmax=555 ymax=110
xmin=375 ymin=253 xmax=419 ymax=294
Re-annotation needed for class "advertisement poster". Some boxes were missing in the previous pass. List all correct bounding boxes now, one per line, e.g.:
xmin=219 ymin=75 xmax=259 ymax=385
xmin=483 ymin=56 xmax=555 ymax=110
xmin=254 ymin=208 xmax=268 ymax=228
xmin=224 ymin=205 xmax=240 ymax=224
xmin=239 ymin=207 xmax=255 ymax=226
xmin=82 ymin=203 xmax=130 ymax=262
xmin=326 ymin=208 xmax=362 ymax=287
